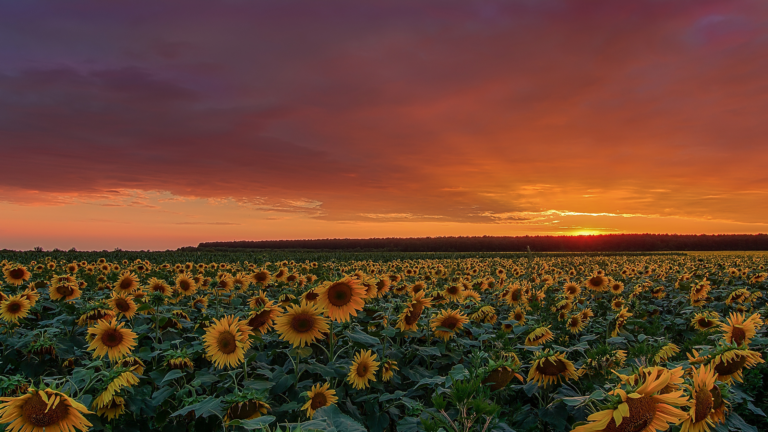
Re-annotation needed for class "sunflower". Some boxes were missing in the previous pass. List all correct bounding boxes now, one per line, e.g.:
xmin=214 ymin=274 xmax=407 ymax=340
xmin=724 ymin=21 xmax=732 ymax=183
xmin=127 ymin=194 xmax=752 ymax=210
xmin=114 ymin=271 xmax=139 ymax=294
xmin=302 ymin=383 xmax=338 ymax=419
xmin=274 ymin=302 xmax=330 ymax=347
xmin=19 ymin=288 xmax=39 ymax=308
xmin=611 ymin=298 xmax=626 ymax=311
xmin=612 ymin=307 xmax=633 ymax=337
xmin=224 ymin=400 xmax=270 ymax=422
xmin=679 ymin=365 xmax=718 ymax=432
xmin=709 ymin=345 xmax=764 ymax=383
xmin=146 ymin=278 xmax=172 ymax=296
xmin=653 ymin=343 xmax=680 ymax=364
xmin=117 ymin=356 xmax=146 ymax=375
xmin=395 ymin=292 xmax=433 ymax=332
xmin=108 ymin=292 xmax=137 ymax=319
xmin=92 ymin=370 xmax=140 ymax=409
xmin=721 ymin=312 xmax=762 ymax=346
xmin=443 ymin=284 xmax=464 ymax=302
xmin=585 ymin=274 xmax=608 ymax=292
xmin=301 ymin=289 xmax=320 ymax=304
xmin=3 ymin=265 xmax=31 ymax=286
xmin=482 ymin=364 xmax=524 ymax=391
xmin=87 ymin=318 xmax=138 ymax=361
xmin=97 ymin=396 xmax=125 ymax=420
xmin=563 ymin=282 xmax=581 ymax=298
xmin=248 ymin=291 xmax=270 ymax=309
xmin=528 ymin=350 xmax=579 ymax=386
xmin=192 ymin=295 xmax=209 ymax=310
xmin=504 ymin=283 xmax=526 ymax=305
xmin=49 ymin=282 xmax=81 ymax=301
xmin=511 ymin=307 xmax=526 ymax=325
xmin=374 ymin=277 xmax=391 ymax=297
xmin=429 ymin=309 xmax=469 ymax=341
xmin=203 ymin=315 xmax=253 ymax=369
xmin=567 ymin=314 xmax=586 ymax=334
xmin=251 ymin=270 xmax=272 ymax=287
xmin=571 ymin=368 xmax=688 ymax=432
xmin=347 ymin=350 xmax=380 ymax=390
xmin=316 ymin=277 xmax=367 ymax=322
xmin=609 ymin=280 xmax=624 ymax=294
xmin=247 ymin=301 xmax=282 ymax=334
xmin=175 ymin=273 xmax=197 ymax=296
xmin=525 ymin=326 xmax=555 ymax=347
xmin=691 ymin=312 xmax=720 ymax=331
xmin=381 ymin=360 xmax=398 ymax=382
xmin=0 ymin=388 xmax=92 ymax=432
xmin=0 ymin=295 xmax=31 ymax=323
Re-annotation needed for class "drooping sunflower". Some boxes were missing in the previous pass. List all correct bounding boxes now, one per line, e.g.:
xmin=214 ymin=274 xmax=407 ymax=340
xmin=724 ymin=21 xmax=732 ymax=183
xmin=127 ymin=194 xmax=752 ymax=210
xmin=224 ymin=400 xmax=270 ymax=422
xmin=175 ymin=273 xmax=197 ymax=296
xmin=528 ymin=350 xmax=579 ymax=387
xmin=395 ymin=291 xmax=433 ymax=332
xmin=679 ymin=365 xmax=719 ymax=432
xmin=92 ymin=370 xmax=140 ymax=410
xmin=381 ymin=360 xmax=398 ymax=382
xmin=49 ymin=282 xmax=81 ymax=301
xmin=0 ymin=295 xmax=31 ymax=323
xmin=114 ymin=271 xmax=139 ymax=294
xmin=347 ymin=349 xmax=380 ymax=390
xmin=430 ymin=309 xmax=469 ymax=341
xmin=87 ymin=318 xmax=138 ymax=361
xmin=653 ymin=343 xmax=680 ymax=364
xmin=721 ymin=312 xmax=762 ymax=346
xmin=709 ymin=345 xmax=764 ymax=383
xmin=3 ymin=265 xmax=31 ymax=286
xmin=482 ymin=361 xmax=524 ymax=391
xmin=375 ymin=277 xmax=391 ymax=297
xmin=192 ymin=295 xmax=209 ymax=310
xmin=525 ymin=326 xmax=555 ymax=347
xmin=202 ymin=315 xmax=253 ymax=369
xmin=0 ymin=388 xmax=92 ymax=432
xmin=316 ymin=277 xmax=367 ymax=322
xmin=302 ymin=383 xmax=338 ymax=419
xmin=97 ymin=396 xmax=125 ymax=420
xmin=274 ymin=302 xmax=330 ymax=347
xmin=571 ymin=368 xmax=688 ymax=432
xmin=247 ymin=301 xmax=282 ymax=334
xmin=108 ymin=292 xmax=138 ymax=319
xmin=612 ymin=307 xmax=633 ymax=337
xmin=691 ymin=312 xmax=720 ymax=331
xmin=19 ymin=288 xmax=39 ymax=308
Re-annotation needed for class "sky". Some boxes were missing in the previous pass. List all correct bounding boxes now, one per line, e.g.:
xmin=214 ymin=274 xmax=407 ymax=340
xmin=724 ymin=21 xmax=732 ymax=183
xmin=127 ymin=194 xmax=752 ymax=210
xmin=1 ymin=0 xmax=768 ymax=250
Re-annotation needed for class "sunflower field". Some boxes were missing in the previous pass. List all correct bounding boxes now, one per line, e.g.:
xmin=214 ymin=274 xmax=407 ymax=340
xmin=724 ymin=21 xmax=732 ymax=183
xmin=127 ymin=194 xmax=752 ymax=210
xmin=0 ymin=250 xmax=766 ymax=432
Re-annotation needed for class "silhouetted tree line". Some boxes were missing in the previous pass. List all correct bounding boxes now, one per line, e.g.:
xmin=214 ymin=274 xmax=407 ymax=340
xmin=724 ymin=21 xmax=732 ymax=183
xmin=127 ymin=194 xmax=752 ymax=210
xmin=197 ymin=234 xmax=768 ymax=252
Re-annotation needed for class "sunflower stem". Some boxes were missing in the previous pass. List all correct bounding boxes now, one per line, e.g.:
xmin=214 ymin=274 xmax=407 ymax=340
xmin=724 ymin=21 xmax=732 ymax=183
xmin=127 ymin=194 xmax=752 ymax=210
xmin=329 ymin=320 xmax=335 ymax=361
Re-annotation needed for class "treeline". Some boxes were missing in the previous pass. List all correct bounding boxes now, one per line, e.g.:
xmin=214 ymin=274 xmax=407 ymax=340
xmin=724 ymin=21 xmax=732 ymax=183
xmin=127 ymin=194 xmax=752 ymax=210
xmin=197 ymin=234 xmax=768 ymax=252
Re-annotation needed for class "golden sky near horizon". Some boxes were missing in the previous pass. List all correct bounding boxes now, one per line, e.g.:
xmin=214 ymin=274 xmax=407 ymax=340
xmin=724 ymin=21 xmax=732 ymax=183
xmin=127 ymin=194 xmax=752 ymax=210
xmin=1 ymin=1 xmax=767 ymax=250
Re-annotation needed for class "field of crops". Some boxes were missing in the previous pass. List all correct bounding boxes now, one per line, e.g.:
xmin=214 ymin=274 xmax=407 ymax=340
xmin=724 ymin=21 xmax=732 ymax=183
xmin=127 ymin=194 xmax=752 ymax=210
xmin=0 ymin=251 xmax=766 ymax=432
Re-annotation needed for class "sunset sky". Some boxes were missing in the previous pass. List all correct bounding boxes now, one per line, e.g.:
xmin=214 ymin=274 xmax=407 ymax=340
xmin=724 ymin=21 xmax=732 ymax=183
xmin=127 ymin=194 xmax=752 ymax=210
xmin=2 ymin=0 xmax=768 ymax=250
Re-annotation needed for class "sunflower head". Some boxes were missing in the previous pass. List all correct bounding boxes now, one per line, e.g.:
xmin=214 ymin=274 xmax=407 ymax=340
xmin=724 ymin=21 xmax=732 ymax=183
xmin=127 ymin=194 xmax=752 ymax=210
xmin=274 ymin=302 xmax=330 ymax=347
xmin=302 ymin=383 xmax=338 ymax=418
xmin=347 ymin=349 xmax=380 ymax=390
xmin=0 ymin=387 xmax=92 ymax=431
xmin=87 ymin=318 xmax=138 ymax=361
xmin=316 ymin=277 xmax=367 ymax=322
xmin=203 ymin=315 xmax=253 ymax=369
xmin=527 ymin=350 xmax=579 ymax=387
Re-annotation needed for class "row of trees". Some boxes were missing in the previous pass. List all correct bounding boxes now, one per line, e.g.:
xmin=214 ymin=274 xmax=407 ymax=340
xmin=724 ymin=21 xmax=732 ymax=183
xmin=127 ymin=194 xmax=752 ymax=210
xmin=197 ymin=234 xmax=768 ymax=252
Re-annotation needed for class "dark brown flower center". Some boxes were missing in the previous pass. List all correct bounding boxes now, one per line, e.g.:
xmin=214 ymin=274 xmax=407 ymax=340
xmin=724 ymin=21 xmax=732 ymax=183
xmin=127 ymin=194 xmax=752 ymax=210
xmin=731 ymin=326 xmax=746 ymax=345
xmin=115 ymin=298 xmax=131 ymax=312
xmin=248 ymin=310 xmax=272 ymax=330
xmin=227 ymin=400 xmax=265 ymax=420
xmin=119 ymin=278 xmax=134 ymax=290
xmin=102 ymin=329 xmax=124 ymax=348
xmin=291 ymin=313 xmax=315 ymax=333
xmin=588 ymin=276 xmax=604 ymax=287
xmin=603 ymin=395 xmax=655 ymax=432
xmin=9 ymin=268 xmax=25 ymax=279
xmin=310 ymin=392 xmax=328 ymax=410
xmin=56 ymin=285 xmax=74 ymax=297
xmin=535 ymin=358 xmax=567 ymax=376
xmin=22 ymin=392 xmax=71 ymax=427
xmin=327 ymin=283 xmax=352 ymax=306
xmin=714 ymin=354 xmax=748 ymax=376
xmin=693 ymin=388 xmax=714 ymax=423
xmin=356 ymin=363 xmax=369 ymax=377
xmin=217 ymin=331 xmax=237 ymax=354
xmin=179 ymin=280 xmax=191 ymax=291
xmin=440 ymin=317 xmax=459 ymax=330
xmin=7 ymin=301 xmax=22 ymax=313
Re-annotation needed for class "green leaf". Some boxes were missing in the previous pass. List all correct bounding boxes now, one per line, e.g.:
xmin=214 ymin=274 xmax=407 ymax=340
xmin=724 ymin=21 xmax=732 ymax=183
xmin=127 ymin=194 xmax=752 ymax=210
xmin=171 ymin=396 xmax=225 ymax=418
xmin=313 ymin=405 xmax=366 ymax=432
xmin=161 ymin=369 xmax=185 ymax=384
xmin=346 ymin=328 xmax=380 ymax=346
xmin=227 ymin=415 xmax=276 ymax=430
